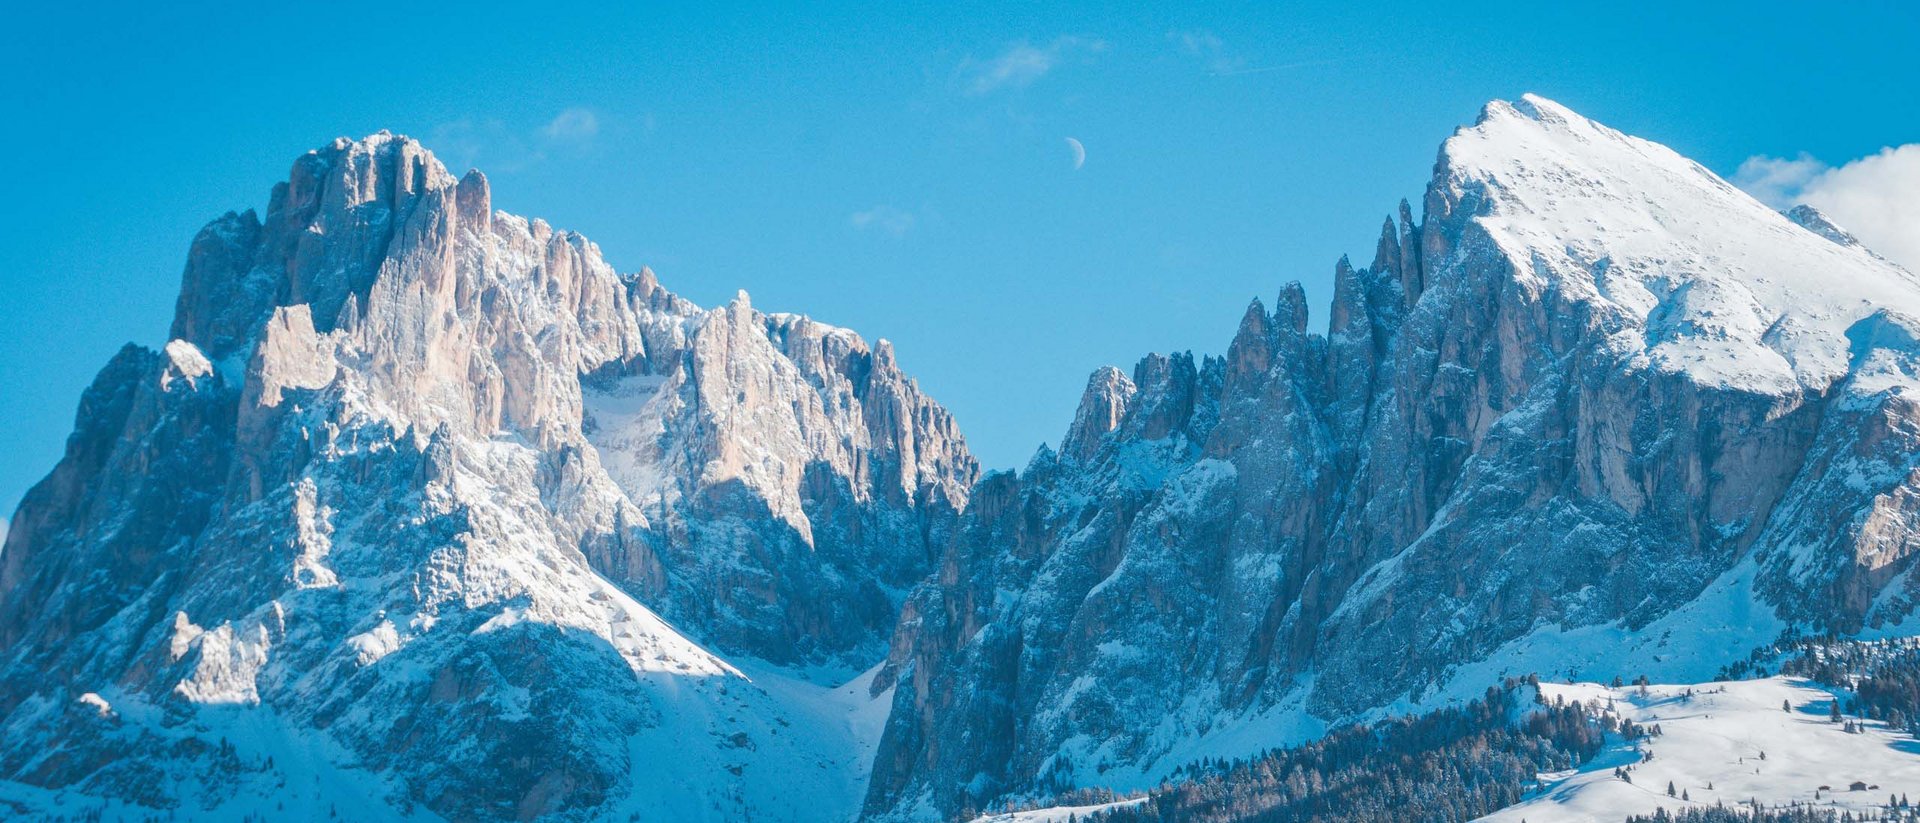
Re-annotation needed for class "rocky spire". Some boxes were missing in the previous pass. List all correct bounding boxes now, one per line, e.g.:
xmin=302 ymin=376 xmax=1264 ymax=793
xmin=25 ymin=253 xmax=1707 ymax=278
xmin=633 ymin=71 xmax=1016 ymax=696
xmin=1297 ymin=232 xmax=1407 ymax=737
xmin=1395 ymin=197 xmax=1422 ymax=302
xmin=1328 ymin=253 xmax=1369 ymax=341
xmin=1124 ymin=351 xmax=1209 ymax=442
xmin=1223 ymin=297 xmax=1275 ymax=387
xmin=1274 ymin=280 xmax=1310 ymax=337
xmin=1369 ymin=216 xmax=1401 ymax=281
xmin=1061 ymin=366 xmax=1137 ymax=462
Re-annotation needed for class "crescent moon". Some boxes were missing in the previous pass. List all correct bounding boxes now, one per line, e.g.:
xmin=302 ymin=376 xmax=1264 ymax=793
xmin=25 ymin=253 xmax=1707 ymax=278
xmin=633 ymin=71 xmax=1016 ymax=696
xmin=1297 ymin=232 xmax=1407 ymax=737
xmin=1065 ymin=137 xmax=1086 ymax=170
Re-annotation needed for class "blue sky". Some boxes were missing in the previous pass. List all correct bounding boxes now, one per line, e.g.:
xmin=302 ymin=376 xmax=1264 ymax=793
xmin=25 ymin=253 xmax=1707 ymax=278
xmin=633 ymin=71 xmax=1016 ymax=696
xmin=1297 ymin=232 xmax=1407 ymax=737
xmin=1 ymin=1 xmax=1915 ymax=512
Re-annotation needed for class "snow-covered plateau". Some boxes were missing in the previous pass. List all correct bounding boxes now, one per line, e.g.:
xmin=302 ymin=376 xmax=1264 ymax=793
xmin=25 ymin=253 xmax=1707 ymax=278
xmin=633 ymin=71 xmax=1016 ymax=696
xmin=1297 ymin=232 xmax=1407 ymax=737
xmin=6 ymin=94 xmax=1920 ymax=822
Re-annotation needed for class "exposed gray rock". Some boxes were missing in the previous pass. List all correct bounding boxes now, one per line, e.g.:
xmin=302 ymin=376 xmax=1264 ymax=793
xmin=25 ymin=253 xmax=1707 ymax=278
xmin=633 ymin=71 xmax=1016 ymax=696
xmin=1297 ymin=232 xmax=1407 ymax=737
xmin=864 ymin=95 xmax=1920 ymax=820
xmin=1787 ymin=203 xmax=1866 ymax=249
xmin=12 ymin=95 xmax=1920 ymax=823
xmin=0 ymin=132 xmax=973 ymax=820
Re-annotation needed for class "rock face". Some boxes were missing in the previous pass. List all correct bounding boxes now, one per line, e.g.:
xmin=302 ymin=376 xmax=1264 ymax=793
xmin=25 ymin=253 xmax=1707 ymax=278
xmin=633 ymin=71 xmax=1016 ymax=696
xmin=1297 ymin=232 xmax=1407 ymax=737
xmin=0 ymin=132 xmax=973 ymax=820
xmin=11 ymin=97 xmax=1920 ymax=823
xmin=864 ymin=95 xmax=1920 ymax=819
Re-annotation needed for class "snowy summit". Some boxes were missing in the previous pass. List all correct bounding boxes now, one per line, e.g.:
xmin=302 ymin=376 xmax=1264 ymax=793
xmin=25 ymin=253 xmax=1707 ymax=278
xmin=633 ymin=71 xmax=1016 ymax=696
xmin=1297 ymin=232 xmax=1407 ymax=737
xmin=4 ymin=94 xmax=1920 ymax=823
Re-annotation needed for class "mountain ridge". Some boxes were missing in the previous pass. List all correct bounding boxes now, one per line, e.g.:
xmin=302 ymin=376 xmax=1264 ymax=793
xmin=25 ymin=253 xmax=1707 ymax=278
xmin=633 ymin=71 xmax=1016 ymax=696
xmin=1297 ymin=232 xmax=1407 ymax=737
xmin=861 ymin=94 xmax=1920 ymax=821
xmin=0 ymin=130 xmax=973 ymax=821
xmin=4 ymin=95 xmax=1920 ymax=822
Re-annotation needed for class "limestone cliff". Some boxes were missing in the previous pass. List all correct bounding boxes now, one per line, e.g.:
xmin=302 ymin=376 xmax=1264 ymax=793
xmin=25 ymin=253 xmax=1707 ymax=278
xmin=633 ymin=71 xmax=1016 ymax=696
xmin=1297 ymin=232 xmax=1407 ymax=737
xmin=864 ymin=95 xmax=1920 ymax=820
xmin=0 ymin=132 xmax=974 ymax=821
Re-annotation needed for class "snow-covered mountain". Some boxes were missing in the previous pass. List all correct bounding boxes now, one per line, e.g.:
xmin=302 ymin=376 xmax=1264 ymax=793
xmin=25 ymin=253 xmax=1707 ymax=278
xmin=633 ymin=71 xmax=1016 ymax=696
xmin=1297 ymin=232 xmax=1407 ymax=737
xmin=863 ymin=95 xmax=1920 ymax=820
xmin=0 ymin=132 xmax=973 ymax=820
xmin=6 ymin=94 xmax=1920 ymax=823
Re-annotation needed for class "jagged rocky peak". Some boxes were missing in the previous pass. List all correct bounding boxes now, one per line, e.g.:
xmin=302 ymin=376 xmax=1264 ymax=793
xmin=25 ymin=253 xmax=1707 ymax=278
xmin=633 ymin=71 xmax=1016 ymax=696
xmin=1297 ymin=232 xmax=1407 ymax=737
xmin=1062 ymin=366 xmax=1137 ymax=462
xmin=1220 ymin=296 xmax=1277 ymax=387
xmin=1785 ymin=203 xmax=1875 ymax=253
xmin=863 ymin=94 xmax=1920 ymax=821
xmin=0 ymin=130 xmax=975 ymax=820
xmin=173 ymin=133 xmax=473 ymax=359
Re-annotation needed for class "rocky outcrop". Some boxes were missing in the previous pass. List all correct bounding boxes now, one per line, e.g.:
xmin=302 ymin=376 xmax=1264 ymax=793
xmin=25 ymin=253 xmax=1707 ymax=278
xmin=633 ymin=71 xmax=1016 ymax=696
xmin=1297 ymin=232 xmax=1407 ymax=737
xmin=0 ymin=132 xmax=973 ymax=820
xmin=864 ymin=95 xmax=1920 ymax=820
xmin=1786 ymin=204 xmax=1868 ymax=251
xmin=12 ymin=97 xmax=1920 ymax=823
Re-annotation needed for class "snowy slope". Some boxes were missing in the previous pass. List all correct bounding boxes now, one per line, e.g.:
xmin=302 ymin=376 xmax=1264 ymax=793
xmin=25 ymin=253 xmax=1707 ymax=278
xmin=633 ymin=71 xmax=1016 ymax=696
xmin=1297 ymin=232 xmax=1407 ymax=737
xmin=968 ymin=797 xmax=1149 ymax=823
xmin=0 ymin=661 xmax=894 ymax=823
xmin=867 ymin=94 xmax=1920 ymax=821
xmin=1482 ymin=677 xmax=1920 ymax=822
xmin=0 ymin=132 xmax=969 ymax=821
xmin=12 ymin=96 xmax=1920 ymax=823
xmin=1443 ymin=94 xmax=1920 ymax=395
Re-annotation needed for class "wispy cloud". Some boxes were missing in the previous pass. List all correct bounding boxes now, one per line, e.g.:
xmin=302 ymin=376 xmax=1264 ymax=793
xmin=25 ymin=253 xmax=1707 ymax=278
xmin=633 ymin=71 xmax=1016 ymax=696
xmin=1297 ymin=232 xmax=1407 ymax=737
xmin=543 ymin=107 xmax=600 ymax=141
xmin=1169 ymin=30 xmax=1347 ymax=78
xmin=850 ymin=205 xmax=916 ymax=236
xmin=430 ymin=118 xmax=530 ymax=173
xmin=430 ymin=107 xmax=606 ymax=173
xmin=1169 ymin=29 xmax=1240 ymax=74
xmin=1734 ymin=145 xmax=1920 ymax=272
xmin=959 ymin=36 xmax=1107 ymax=95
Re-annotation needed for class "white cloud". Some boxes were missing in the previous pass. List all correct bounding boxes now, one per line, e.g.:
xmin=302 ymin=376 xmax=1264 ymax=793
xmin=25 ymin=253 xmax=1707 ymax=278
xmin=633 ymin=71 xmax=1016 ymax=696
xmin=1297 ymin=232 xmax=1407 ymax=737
xmin=543 ymin=107 xmax=600 ymax=141
xmin=430 ymin=117 xmax=532 ymax=173
xmin=960 ymin=36 xmax=1106 ymax=95
xmin=431 ymin=108 xmax=604 ymax=173
xmin=1731 ymin=153 xmax=1826 ymax=209
xmin=850 ymin=205 xmax=915 ymax=236
xmin=1169 ymin=29 xmax=1241 ymax=74
xmin=1735 ymin=145 xmax=1920 ymax=271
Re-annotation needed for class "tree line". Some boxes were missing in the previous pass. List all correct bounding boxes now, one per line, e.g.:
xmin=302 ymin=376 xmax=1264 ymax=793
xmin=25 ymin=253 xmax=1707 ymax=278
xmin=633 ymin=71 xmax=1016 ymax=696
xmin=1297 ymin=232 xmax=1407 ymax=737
xmin=1082 ymin=677 xmax=1604 ymax=823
